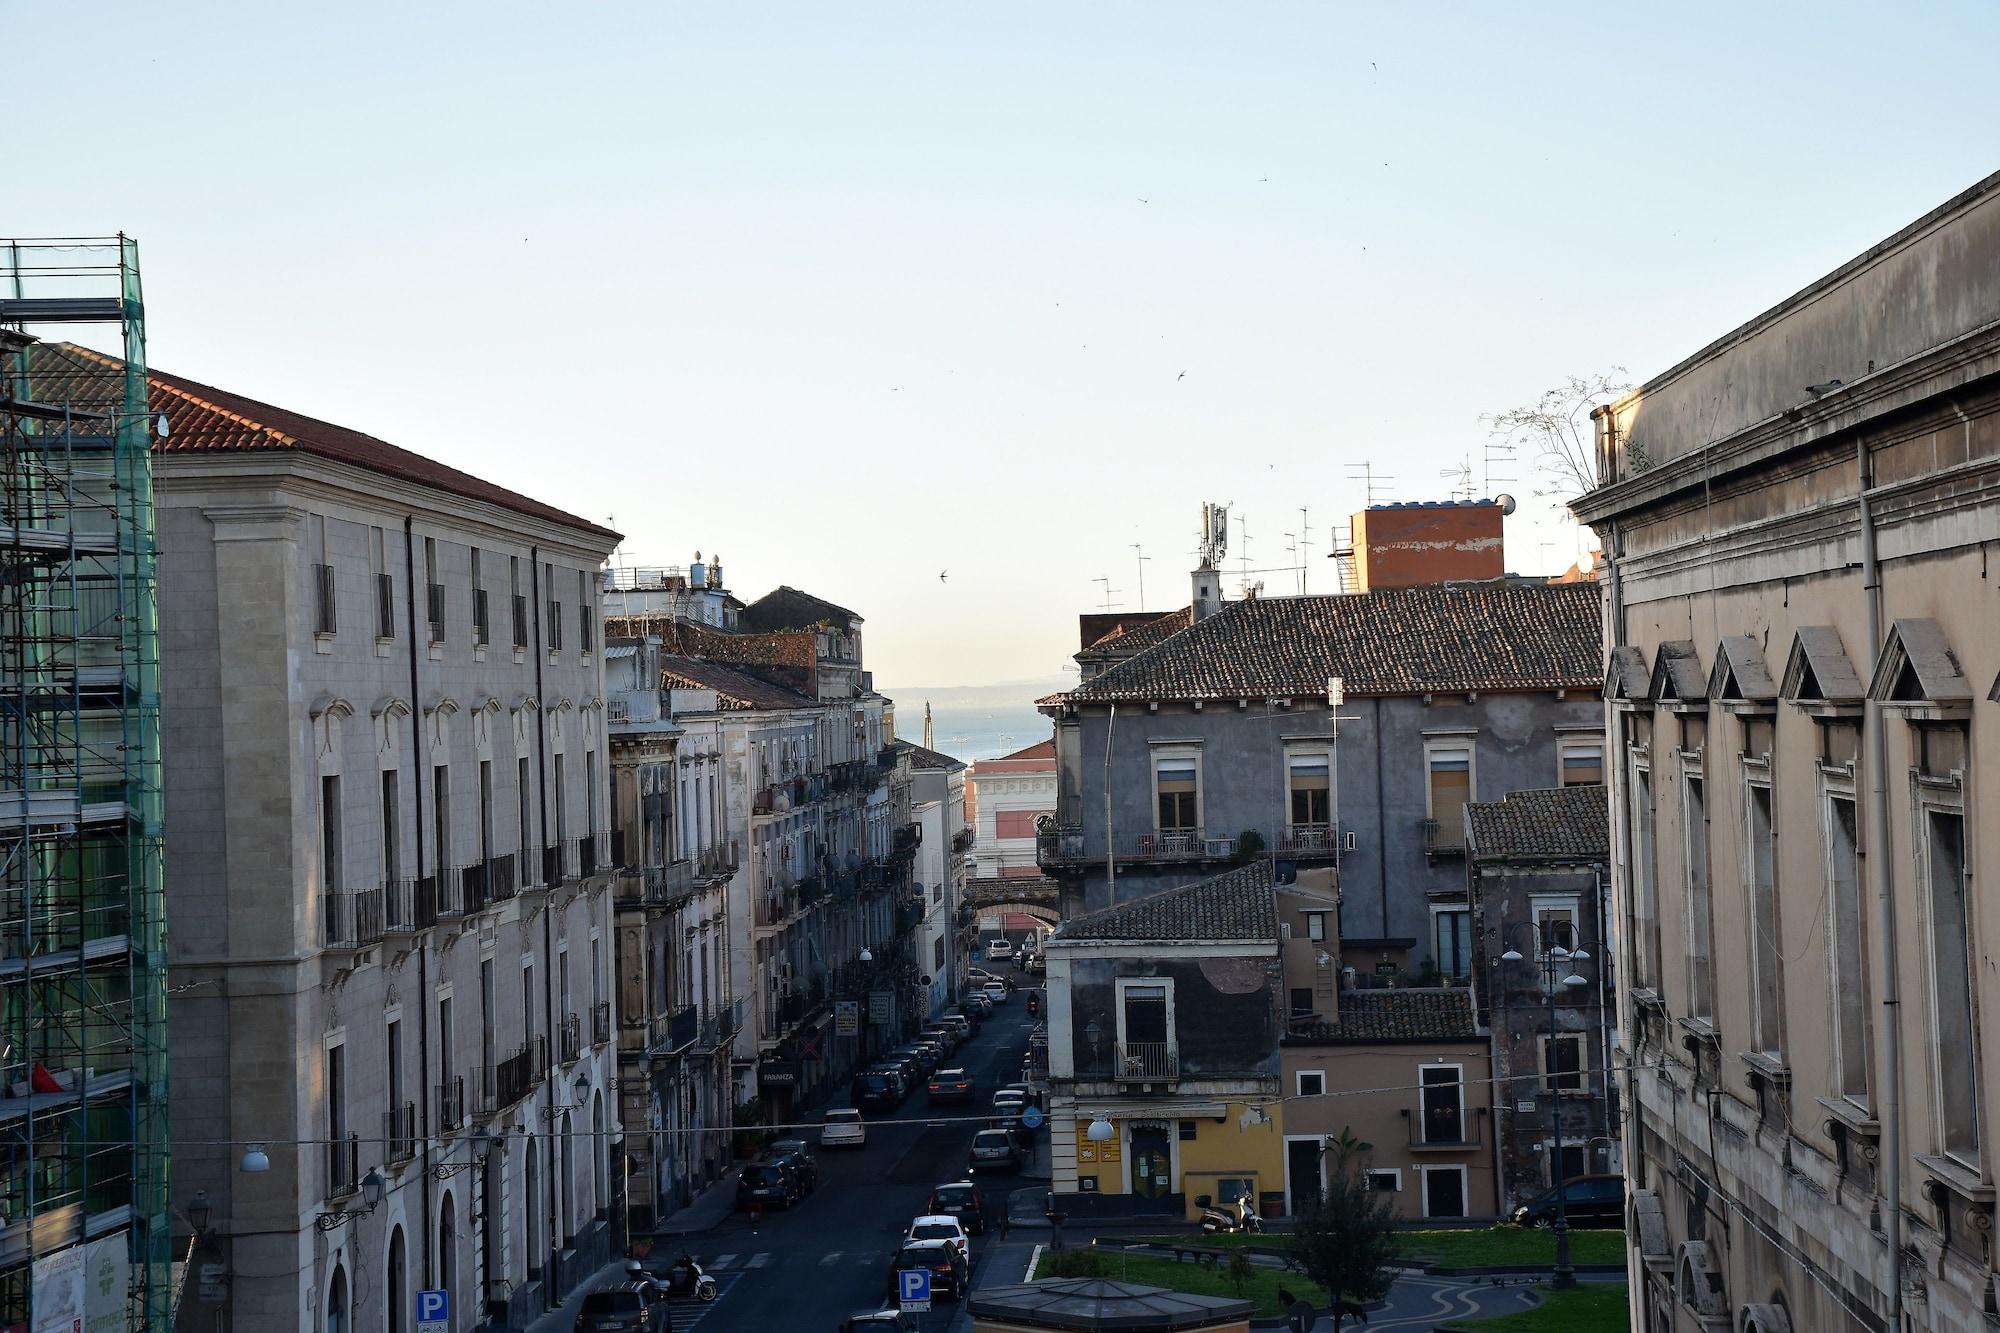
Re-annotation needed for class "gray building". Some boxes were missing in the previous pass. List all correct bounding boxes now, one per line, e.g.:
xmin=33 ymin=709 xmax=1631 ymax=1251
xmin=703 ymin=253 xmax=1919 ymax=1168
xmin=144 ymin=356 xmax=623 ymax=1331
xmin=1037 ymin=554 xmax=1603 ymax=979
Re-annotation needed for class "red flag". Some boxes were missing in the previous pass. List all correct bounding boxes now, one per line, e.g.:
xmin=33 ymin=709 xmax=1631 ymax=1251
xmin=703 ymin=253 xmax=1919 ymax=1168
xmin=29 ymin=1064 xmax=63 ymax=1094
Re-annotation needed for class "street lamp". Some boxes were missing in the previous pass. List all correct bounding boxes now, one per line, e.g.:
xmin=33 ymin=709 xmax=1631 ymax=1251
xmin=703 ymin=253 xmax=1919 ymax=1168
xmin=1086 ymin=1114 xmax=1116 ymax=1142
xmin=185 ymin=1190 xmax=212 ymax=1240
xmin=1497 ymin=924 xmax=1590 ymax=1290
xmin=238 ymin=1145 xmax=271 ymax=1173
xmin=315 ymin=1168 xmax=386 ymax=1232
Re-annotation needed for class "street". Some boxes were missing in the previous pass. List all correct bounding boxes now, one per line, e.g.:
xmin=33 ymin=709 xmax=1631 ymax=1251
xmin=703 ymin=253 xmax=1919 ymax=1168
xmin=654 ymin=990 xmax=1043 ymax=1332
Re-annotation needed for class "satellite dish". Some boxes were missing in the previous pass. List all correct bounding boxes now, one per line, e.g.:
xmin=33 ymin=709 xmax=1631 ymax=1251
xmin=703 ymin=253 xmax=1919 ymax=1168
xmin=1494 ymin=493 xmax=1518 ymax=515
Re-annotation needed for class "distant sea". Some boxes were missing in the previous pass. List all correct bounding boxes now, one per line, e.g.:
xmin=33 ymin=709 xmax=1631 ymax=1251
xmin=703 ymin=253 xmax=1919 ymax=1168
xmin=890 ymin=703 xmax=1052 ymax=763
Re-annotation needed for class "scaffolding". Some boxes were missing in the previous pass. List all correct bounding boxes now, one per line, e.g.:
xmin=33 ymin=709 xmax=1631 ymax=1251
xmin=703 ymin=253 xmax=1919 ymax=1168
xmin=0 ymin=238 xmax=169 ymax=1330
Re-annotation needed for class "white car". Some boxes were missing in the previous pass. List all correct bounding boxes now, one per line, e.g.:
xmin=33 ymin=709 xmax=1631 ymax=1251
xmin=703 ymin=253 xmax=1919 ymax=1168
xmin=986 ymin=938 xmax=1014 ymax=960
xmin=904 ymin=1214 xmax=970 ymax=1263
xmin=981 ymin=982 xmax=1009 ymax=1005
xmin=820 ymin=1108 xmax=867 ymax=1150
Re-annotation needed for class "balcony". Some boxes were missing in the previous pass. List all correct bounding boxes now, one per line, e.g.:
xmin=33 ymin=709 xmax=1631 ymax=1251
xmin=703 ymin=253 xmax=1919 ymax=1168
xmin=384 ymin=877 xmax=435 ymax=934
xmin=327 ymin=1132 xmax=360 ymax=1199
xmin=560 ymin=837 xmax=583 ymax=882
xmin=1421 ymin=818 xmax=1465 ymax=860
xmin=437 ymin=1076 xmax=467 ymax=1133
xmin=1114 ymin=1042 xmax=1180 ymax=1085
xmin=461 ymin=861 xmax=489 ymax=915
xmin=619 ymin=859 xmax=697 ymax=909
xmin=1278 ymin=823 xmax=1343 ymax=860
xmin=1406 ymin=1112 xmax=1483 ymax=1151
xmin=538 ymin=843 xmax=560 ymax=891
xmin=384 ymin=1103 xmax=416 ymax=1165
xmin=659 ymin=1003 xmax=699 ymax=1055
xmin=952 ymin=826 xmax=975 ymax=853
xmin=1037 ymin=826 xmax=1240 ymax=870
xmin=558 ymin=1013 xmax=584 ymax=1065
xmin=436 ymin=866 xmax=467 ymax=917
xmin=592 ymin=1000 xmax=611 ymax=1047
xmin=487 ymin=853 xmax=517 ymax=903
xmin=322 ymin=887 xmax=385 ymax=951
xmin=695 ymin=1000 xmax=744 ymax=1053
xmin=475 ymin=1037 xmax=547 ymax=1118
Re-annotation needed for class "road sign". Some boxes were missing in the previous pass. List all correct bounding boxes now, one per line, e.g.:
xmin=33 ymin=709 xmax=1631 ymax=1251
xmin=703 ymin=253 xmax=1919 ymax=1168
xmin=1019 ymin=1106 xmax=1044 ymax=1130
xmin=1286 ymin=1298 xmax=1316 ymax=1333
xmin=415 ymin=1289 xmax=449 ymax=1333
xmin=897 ymin=1267 xmax=932 ymax=1312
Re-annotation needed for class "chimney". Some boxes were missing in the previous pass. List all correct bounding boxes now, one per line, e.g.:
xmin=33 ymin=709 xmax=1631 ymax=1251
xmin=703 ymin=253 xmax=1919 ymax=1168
xmin=1349 ymin=500 xmax=1504 ymax=591
xmin=1190 ymin=561 xmax=1224 ymax=622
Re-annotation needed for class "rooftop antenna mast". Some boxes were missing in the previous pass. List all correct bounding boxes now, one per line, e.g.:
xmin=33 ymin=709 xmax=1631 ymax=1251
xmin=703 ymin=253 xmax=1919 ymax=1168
xmin=1283 ymin=531 xmax=1300 ymax=596
xmin=1091 ymin=576 xmax=1121 ymax=612
xmin=1130 ymin=543 xmax=1151 ymax=612
xmin=1346 ymin=461 xmax=1393 ymax=506
xmin=1441 ymin=455 xmax=1477 ymax=501
xmin=1298 ymin=506 xmax=1313 ymax=595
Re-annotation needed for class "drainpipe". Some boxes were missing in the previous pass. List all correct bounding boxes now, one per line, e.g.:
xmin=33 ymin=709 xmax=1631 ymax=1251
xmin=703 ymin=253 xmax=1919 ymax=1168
xmin=1858 ymin=440 xmax=1902 ymax=1328
xmin=1103 ymin=705 xmax=1116 ymax=903
xmin=404 ymin=517 xmax=436 ymax=1288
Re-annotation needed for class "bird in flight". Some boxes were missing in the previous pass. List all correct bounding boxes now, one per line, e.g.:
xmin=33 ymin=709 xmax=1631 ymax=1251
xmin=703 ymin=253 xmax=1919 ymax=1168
xmin=1136 ymin=197 xmax=1149 ymax=204
xmin=1177 ymin=371 xmax=1186 ymax=381
xmin=939 ymin=571 xmax=949 ymax=583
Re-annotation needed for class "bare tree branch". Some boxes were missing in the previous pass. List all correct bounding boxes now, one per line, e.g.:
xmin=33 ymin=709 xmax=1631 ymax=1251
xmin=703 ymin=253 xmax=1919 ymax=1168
xmin=1482 ymin=369 xmax=1630 ymax=502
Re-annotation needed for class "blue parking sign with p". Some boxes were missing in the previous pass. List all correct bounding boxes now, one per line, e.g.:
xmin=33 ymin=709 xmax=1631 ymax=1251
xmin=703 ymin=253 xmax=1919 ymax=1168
xmin=415 ymin=1289 xmax=449 ymax=1332
xmin=898 ymin=1268 xmax=932 ymax=1306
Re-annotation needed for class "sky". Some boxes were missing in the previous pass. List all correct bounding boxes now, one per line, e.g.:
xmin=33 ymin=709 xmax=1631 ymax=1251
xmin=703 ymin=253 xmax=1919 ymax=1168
xmin=12 ymin=2 xmax=2000 ymax=693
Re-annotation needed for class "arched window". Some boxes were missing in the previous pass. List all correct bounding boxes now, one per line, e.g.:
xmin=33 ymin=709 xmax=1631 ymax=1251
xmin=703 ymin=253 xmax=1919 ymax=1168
xmin=438 ymin=1194 xmax=457 ymax=1313
xmin=387 ymin=1227 xmax=408 ymax=1333
xmin=325 ymin=1265 xmax=348 ymax=1333
xmin=591 ymin=1093 xmax=607 ymax=1217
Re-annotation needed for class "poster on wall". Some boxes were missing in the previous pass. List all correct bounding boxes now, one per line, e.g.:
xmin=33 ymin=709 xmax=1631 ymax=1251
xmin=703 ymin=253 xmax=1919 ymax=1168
xmin=84 ymin=1236 xmax=129 ymax=1333
xmin=31 ymin=1243 xmax=83 ymax=1333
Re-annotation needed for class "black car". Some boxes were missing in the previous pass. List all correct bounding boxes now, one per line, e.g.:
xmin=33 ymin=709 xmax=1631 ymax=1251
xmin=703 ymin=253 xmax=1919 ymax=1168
xmin=927 ymin=1180 xmax=988 ymax=1234
xmin=880 ymin=1050 xmax=925 ymax=1085
xmin=736 ymin=1160 xmax=801 ymax=1210
xmin=852 ymin=1071 xmax=901 ymax=1112
xmin=892 ymin=1044 xmax=941 ymax=1077
xmin=766 ymin=1140 xmax=819 ymax=1193
xmin=887 ymin=1239 xmax=969 ymax=1300
xmin=840 ymin=1312 xmax=919 ymax=1332
xmin=1513 ymin=1174 xmax=1626 ymax=1229
xmin=871 ymin=1063 xmax=913 ymax=1100
xmin=574 ymin=1282 xmax=668 ymax=1331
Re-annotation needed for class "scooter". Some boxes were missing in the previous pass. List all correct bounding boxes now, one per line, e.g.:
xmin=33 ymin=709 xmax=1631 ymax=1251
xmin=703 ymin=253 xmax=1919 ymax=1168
xmin=633 ymin=1255 xmax=718 ymax=1302
xmin=1197 ymin=1196 xmax=1264 ymax=1235
xmin=1026 ymin=994 xmax=1040 ymax=1016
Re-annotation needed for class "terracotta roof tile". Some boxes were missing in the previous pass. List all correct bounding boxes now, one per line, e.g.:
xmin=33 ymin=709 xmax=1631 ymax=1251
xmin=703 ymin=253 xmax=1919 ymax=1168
xmin=1465 ymin=785 xmax=1609 ymax=863
xmin=1055 ymin=863 xmax=1276 ymax=943
xmin=995 ymin=739 xmax=1055 ymax=762
xmin=31 ymin=342 xmax=618 ymax=540
xmin=895 ymin=739 xmax=966 ymax=771
xmin=1057 ymin=582 xmax=1601 ymax=705
xmin=1286 ymin=989 xmax=1479 ymax=1044
xmin=657 ymin=655 xmax=816 ymax=711
xmin=1078 ymin=607 xmax=1192 ymax=655
xmin=740 ymin=586 xmax=862 ymax=632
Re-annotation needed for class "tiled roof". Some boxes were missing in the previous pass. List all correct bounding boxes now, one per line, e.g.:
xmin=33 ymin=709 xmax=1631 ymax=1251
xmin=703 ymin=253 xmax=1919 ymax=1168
xmin=1286 ymin=989 xmax=1479 ymax=1044
xmin=31 ymin=343 xmax=619 ymax=540
xmin=995 ymin=739 xmax=1055 ymax=762
xmin=895 ymin=739 xmax=966 ymax=771
xmin=1056 ymin=582 xmax=1602 ymax=705
xmin=1078 ymin=607 xmax=1192 ymax=654
xmin=658 ymin=655 xmax=816 ymax=711
xmin=740 ymin=586 xmax=862 ymax=632
xmin=1465 ymin=785 xmax=1609 ymax=863
xmin=1055 ymin=863 xmax=1276 ymax=943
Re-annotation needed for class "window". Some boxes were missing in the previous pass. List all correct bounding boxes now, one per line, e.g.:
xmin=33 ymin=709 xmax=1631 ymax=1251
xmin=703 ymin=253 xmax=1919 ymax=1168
xmin=1421 ymin=1165 xmax=1466 ymax=1219
xmin=1924 ymin=806 xmax=1978 ymax=1159
xmin=1629 ymin=761 xmax=1658 ymax=988
xmin=479 ymin=760 xmax=494 ymax=870
xmin=386 ymin=1017 xmax=403 ymax=1111
xmin=1287 ymin=752 xmax=1330 ymax=827
xmin=994 ymin=810 xmax=1043 ymax=839
xmin=437 ymin=994 xmax=454 ymax=1081
xmin=1559 ymin=737 xmax=1604 ymax=787
xmin=1154 ymin=757 xmax=1199 ymax=833
xmin=471 ymin=547 xmax=489 ymax=645
xmin=433 ymin=765 xmax=452 ymax=875
xmin=1825 ymin=792 xmax=1868 ymax=1102
xmin=1543 ymin=1033 xmax=1583 ymax=1092
xmin=1296 ymin=1070 xmax=1326 ymax=1097
xmin=1419 ymin=1066 xmax=1464 ymax=1144
xmin=518 ymin=757 xmax=534 ymax=870
xmin=522 ymin=961 xmax=536 ymax=1042
xmin=327 ymin=1039 xmax=347 ymax=1151
xmin=381 ymin=770 xmax=401 ymax=884
xmin=547 ymin=563 xmax=563 ymax=651
xmin=321 ymin=776 xmax=343 ymax=891
xmin=511 ymin=557 xmax=528 ymax=649
xmin=425 ymin=537 xmax=444 ymax=642
xmin=1117 ymin=979 xmax=1172 ymax=1063
xmin=1433 ymin=909 xmax=1471 ymax=979
xmin=933 ymin=935 xmax=945 ymax=971
xmin=578 ymin=570 xmax=594 ymax=654
xmin=555 ymin=754 xmax=569 ymax=851
xmin=1425 ymin=744 xmax=1472 ymax=850
xmin=1367 ymin=1169 xmax=1401 ymax=1193
xmin=479 ymin=962 xmax=495 ymax=1068
xmin=586 ymin=750 xmax=600 ymax=835
xmin=1745 ymin=782 xmax=1783 ymax=1057
xmin=1290 ymin=987 xmax=1313 ymax=1017
xmin=313 ymin=563 xmax=337 ymax=636
xmin=1682 ymin=774 xmax=1713 ymax=1019
xmin=1179 ymin=1120 xmax=1197 ymax=1141
xmin=1532 ymin=898 xmax=1577 ymax=956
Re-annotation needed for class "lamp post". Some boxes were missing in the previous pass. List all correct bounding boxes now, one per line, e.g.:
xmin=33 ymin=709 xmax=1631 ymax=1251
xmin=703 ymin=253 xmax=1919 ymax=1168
xmin=1499 ymin=926 xmax=1590 ymax=1290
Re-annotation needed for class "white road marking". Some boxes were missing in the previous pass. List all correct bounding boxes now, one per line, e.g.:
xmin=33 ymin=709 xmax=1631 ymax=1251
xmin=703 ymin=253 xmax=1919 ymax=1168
xmin=710 ymin=1253 xmax=736 ymax=1269
xmin=819 ymin=1251 xmax=844 ymax=1265
xmin=746 ymin=1252 xmax=772 ymax=1268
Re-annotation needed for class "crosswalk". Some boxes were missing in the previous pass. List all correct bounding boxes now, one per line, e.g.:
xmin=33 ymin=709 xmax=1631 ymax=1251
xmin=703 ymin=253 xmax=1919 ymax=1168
xmin=700 ymin=1249 xmax=859 ymax=1270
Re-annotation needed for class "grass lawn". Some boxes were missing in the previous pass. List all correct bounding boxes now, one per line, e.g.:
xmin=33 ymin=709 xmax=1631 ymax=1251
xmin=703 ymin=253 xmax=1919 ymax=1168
xmin=1125 ymin=1228 xmax=1627 ymax=1269
xmin=1441 ymin=1282 xmax=1630 ymax=1331
xmin=1030 ymin=1247 xmax=1331 ymax=1319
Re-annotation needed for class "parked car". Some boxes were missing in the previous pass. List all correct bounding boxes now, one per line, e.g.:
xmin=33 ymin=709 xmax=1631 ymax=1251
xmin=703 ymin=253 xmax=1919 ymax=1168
xmin=1513 ymin=1174 xmax=1627 ymax=1229
xmin=736 ymin=1159 xmax=801 ymax=1210
xmin=821 ymin=1108 xmax=867 ymax=1149
xmin=962 ymin=993 xmax=993 ymax=1017
xmin=927 ymin=1180 xmax=989 ymax=1234
xmin=892 ymin=1044 xmax=941 ymax=1077
xmin=965 ymin=967 xmax=1000 ymax=987
xmin=879 ymin=1051 xmax=924 ymax=1087
xmin=981 ymin=982 xmax=1009 ymax=1005
xmin=969 ymin=1128 xmax=1021 ymax=1172
xmin=840 ymin=1312 xmax=919 ymax=1332
xmin=904 ymin=1214 xmax=971 ymax=1263
xmin=927 ymin=1068 xmax=974 ymax=1104
xmin=990 ymin=1092 xmax=1027 ymax=1129
xmin=985 ymin=938 xmax=1015 ymax=961
xmin=887 ymin=1239 xmax=968 ymax=1300
xmin=575 ymin=1282 xmax=668 ymax=1331
xmin=851 ymin=1071 xmax=901 ymax=1113
xmin=921 ymin=1023 xmax=961 ymax=1052
xmin=767 ymin=1139 xmax=820 ymax=1192
xmin=1024 ymin=952 xmax=1046 ymax=975
xmin=937 ymin=1013 xmax=973 ymax=1039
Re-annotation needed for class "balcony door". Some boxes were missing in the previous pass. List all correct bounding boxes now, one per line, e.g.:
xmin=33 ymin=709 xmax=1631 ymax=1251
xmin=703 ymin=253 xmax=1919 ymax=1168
xmin=1420 ymin=1065 xmax=1463 ymax=1144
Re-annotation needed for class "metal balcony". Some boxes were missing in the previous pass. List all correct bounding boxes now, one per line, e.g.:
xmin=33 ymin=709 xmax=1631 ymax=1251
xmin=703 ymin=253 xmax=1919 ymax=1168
xmin=322 ymin=887 xmax=385 ymax=951
xmin=327 ymin=1132 xmax=360 ymax=1199
xmin=384 ymin=1103 xmax=416 ymax=1164
xmin=592 ymin=1001 xmax=611 ymax=1047
xmin=1278 ymin=823 xmax=1343 ymax=859
xmin=1422 ymin=818 xmax=1466 ymax=860
xmin=558 ymin=1013 xmax=583 ymax=1065
xmin=385 ymin=877 xmax=435 ymax=934
xmin=1406 ymin=1114 xmax=1483 ymax=1151
xmin=487 ymin=853 xmax=516 ymax=902
xmin=1113 ymin=1042 xmax=1180 ymax=1085
xmin=436 ymin=1076 xmax=467 ymax=1133
xmin=436 ymin=865 xmax=467 ymax=916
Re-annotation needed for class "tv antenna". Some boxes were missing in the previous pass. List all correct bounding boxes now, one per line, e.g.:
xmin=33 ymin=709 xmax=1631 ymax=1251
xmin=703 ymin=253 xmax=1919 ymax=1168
xmin=1346 ymin=461 xmax=1393 ymax=506
xmin=1091 ymin=576 xmax=1121 ymax=611
xmin=1130 ymin=543 xmax=1151 ymax=611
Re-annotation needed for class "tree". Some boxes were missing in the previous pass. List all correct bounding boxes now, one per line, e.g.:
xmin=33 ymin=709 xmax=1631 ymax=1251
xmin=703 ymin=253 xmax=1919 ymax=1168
xmin=1483 ymin=370 xmax=1630 ymax=502
xmin=1287 ymin=1129 xmax=1399 ymax=1331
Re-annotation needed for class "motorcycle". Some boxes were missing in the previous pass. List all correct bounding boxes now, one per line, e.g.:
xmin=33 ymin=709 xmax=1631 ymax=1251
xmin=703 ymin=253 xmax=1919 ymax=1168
xmin=634 ymin=1255 xmax=718 ymax=1302
xmin=1026 ymin=994 xmax=1040 ymax=1016
xmin=1197 ymin=1196 xmax=1264 ymax=1235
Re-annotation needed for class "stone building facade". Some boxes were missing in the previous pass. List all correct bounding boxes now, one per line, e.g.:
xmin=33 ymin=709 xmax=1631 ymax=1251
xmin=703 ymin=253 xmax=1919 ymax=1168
xmin=1575 ymin=171 xmax=2000 ymax=1333
xmin=150 ymin=361 xmax=622 ymax=1330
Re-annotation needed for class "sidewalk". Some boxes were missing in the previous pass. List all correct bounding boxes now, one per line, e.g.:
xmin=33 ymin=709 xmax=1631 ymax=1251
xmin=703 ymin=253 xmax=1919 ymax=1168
xmin=650 ymin=1169 xmax=741 ymax=1239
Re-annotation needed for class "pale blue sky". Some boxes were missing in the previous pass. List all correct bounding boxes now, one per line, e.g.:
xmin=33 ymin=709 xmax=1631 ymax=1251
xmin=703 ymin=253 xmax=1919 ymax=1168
xmin=14 ymin=2 xmax=1999 ymax=688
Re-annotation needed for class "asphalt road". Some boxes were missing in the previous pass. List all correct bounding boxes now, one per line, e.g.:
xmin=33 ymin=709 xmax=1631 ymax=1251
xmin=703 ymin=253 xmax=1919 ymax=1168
xmin=662 ymin=987 xmax=1043 ymax=1333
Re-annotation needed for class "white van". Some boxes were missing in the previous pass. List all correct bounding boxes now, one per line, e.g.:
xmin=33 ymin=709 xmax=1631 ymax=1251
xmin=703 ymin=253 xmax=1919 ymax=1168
xmin=985 ymin=937 xmax=1015 ymax=961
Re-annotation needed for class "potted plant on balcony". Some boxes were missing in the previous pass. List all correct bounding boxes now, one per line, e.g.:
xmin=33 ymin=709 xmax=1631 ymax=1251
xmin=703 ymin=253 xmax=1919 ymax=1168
xmin=1234 ymin=829 xmax=1267 ymax=863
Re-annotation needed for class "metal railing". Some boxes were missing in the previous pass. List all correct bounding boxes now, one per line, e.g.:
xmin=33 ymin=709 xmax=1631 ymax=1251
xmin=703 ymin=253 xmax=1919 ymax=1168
xmin=436 ymin=866 xmax=466 ymax=916
xmin=561 ymin=837 xmax=583 ymax=882
xmin=384 ymin=1103 xmax=416 ymax=1163
xmin=475 ymin=1038 xmax=546 ymax=1118
xmin=658 ymin=1003 xmax=699 ymax=1055
xmin=1037 ymin=827 xmax=1231 ymax=866
xmin=592 ymin=1001 xmax=611 ymax=1047
xmin=1408 ymin=1113 xmax=1483 ymax=1150
xmin=1422 ymin=818 xmax=1466 ymax=859
xmin=1279 ymin=823 xmax=1341 ymax=856
xmin=487 ymin=853 xmax=516 ymax=902
xmin=461 ymin=861 xmax=489 ymax=915
xmin=558 ymin=1013 xmax=583 ymax=1065
xmin=322 ymin=887 xmax=385 ymax=950
xmin=327 ymin=1132 xmax=360 ymax=1199
xmin=385 ymin=877 xmax=434 ymax=933
xmin=437 ymin=1076 xmax=467 ymax=1133
xmin=1113 ymin=1042 xmax=1180 ymax=1084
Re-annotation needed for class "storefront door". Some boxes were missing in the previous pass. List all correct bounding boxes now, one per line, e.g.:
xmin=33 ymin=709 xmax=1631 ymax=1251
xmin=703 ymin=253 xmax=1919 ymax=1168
xmin=1129 ymin=1125 xmax=1172 ymax=1199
